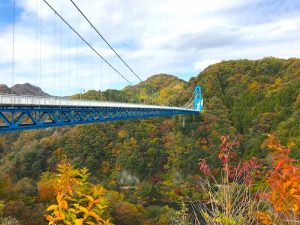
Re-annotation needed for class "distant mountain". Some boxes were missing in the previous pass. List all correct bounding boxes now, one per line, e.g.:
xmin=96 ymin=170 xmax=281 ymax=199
xmin=70 ymin=73 xmax=189 ymax=106
xmin=0 ymin=83 xmax=49 ymax=96
xmin=0 ymin=84 xmax=10 ymax=94
xmin=123 ymin=73 xmax=189 ymax=105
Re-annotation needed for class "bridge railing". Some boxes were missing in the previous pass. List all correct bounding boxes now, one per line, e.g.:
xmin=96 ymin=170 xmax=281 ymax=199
xmin=0 ymin=94 xmax=195 ymax=111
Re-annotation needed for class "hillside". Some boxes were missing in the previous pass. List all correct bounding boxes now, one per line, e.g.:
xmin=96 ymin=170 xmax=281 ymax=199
xmin=0 ymin=57 xmax=299 ymax=224
xmin=0 ymin=83 xmax=49 ymax=96
xmin=191 ymin=57 xmax=300 ymax=158
xmin=123 ymin=74 xmax=189 ymax=105
xmin=70 ymin=74 xmax=188 ymax=106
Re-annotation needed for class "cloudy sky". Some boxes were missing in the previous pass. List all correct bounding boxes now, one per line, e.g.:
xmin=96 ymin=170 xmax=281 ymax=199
xmin=0 ymin=0 xmax=300 ymax=96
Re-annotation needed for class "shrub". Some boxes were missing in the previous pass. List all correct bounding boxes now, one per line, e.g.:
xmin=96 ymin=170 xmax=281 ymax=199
xmin=192 ymin=136 xmax=262 ymax=224
xmin=257 ymin=134 xmax=300 ymax=224
xmin=42 ymin=161 xmax=112 ymax=225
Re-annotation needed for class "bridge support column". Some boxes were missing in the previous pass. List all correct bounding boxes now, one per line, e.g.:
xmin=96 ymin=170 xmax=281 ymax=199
xmin=194 ymin=86 xmax=203 ymax=111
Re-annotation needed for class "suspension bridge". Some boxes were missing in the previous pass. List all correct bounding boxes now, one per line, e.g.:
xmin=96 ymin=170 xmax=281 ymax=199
xmin=0 ymin=0 xmax=203 ymax=133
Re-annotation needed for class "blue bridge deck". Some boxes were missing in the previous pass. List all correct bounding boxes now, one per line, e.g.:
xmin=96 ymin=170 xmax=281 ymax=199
xmin=0 ymin=95 xmax=200 ymax=132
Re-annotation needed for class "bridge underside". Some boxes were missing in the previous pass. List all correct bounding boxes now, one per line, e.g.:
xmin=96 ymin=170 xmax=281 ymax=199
xmin=0 ymin=107 xmax=198 ymax=132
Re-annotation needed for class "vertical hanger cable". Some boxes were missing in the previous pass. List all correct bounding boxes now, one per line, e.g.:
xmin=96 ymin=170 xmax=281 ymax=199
xmin=11 ymin=0 xmax=16 ymax=95
xmin=39 ymin=1 xmax=43 ymax=95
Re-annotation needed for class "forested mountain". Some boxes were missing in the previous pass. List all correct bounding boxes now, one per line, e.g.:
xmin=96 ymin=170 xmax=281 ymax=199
xmin=0 ymin=57 xmax=299 ymax=224
xmin=195 ymin=57 xmax=300 ymax=158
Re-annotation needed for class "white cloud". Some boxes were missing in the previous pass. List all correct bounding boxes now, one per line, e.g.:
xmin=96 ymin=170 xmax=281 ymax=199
xmin=0 ymin=0 xmax=299 ymax=95
xmin=194 ymin=60 xmax=221 ymax=71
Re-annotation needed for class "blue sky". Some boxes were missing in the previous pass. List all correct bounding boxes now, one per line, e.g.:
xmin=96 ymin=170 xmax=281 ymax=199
xmin=0 ymin=2 xmax=11 ymax=25
xmin=0 ymin=0 xmax=300 ymax=96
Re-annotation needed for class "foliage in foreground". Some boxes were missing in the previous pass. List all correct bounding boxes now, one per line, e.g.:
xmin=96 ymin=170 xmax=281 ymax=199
xmin=257 ymin=134 xmax=300 ymax=225
xmin=195 ymin=136 xmax=262 ymax=225
xmin=178 ymin=134 xmax=300 ymax=225
xmin=40 ymin=161 xmax=112 ymax=225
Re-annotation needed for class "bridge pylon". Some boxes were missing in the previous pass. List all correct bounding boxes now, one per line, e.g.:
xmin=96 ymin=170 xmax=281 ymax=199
xmin=194 ymin=86 xmax=203 ymax=111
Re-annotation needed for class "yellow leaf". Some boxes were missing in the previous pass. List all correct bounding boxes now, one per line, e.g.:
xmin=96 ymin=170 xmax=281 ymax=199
xmin=96 ymin=204 xmax=108 ymax=210
xmin=292 ymin=203 xmax=299 ymax=212
xmin=103 ymin=220 xmax=113 ymax=225
xmin=46 ymin=205 xmax=58 ymax=211
xmin=68 ymin=208 xmax=76 ymax=213
xmin=89 ymin=211 xmax=101 ymax=221
xmin=59 ymin=199 xmax=68 ymax=210
xmin=86 ymin=195 xmax=94 ymax=202
xmin=88 ymin=202 xmax=94 ymax=209
xmin=86 ymin=222 xmax=96 ymax=225
xmin=56 ymin=194 xmax=64 ymax=205
xmin=75 ymin=219 xmax=84 ymax=225
xmin=78 ymin=206 xmax=89 ymax=215
xmin=86 ymin=195 xmax=95 ymax=209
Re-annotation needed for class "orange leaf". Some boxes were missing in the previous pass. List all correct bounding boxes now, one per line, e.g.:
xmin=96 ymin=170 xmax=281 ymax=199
xmin=45 ymin=215 xmax=54 ymax=222
xmin=54 ymin=211 xmax=65 ymax=220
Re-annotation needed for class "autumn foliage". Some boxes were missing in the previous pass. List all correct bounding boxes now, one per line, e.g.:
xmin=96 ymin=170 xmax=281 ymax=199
xmin=197 ymin=136 xmax=261 ymax=224
xmin=40 ymin=161 xmax=112 ymax=225
xmin=257 ymin=134 xmax=300 ymax=224
xmin=198 ymin=135 xmax=300 ymax=225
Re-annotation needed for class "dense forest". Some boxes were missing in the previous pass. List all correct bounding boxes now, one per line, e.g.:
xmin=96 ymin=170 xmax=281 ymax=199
xmin=0 ymin=57 xmax=299 ymax=224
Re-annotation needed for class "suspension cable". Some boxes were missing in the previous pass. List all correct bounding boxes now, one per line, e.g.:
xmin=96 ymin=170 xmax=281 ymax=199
xmin=69 ymin=0 xmax=143 ymax=83
xmin=43 ymin=0 xmax=134 ymax=86
xmin=180 ymin=88 xmax=196 ymax=108
xmin=43 ymin=0 xmax=193 ymax=108
xmin=68 ymin=0 xmax=176 ymax=107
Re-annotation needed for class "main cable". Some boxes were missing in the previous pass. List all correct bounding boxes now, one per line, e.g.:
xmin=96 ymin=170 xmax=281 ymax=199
xmin=68 ymin=0 xmax=174 ymax=107
xmin=44 ymin=0 xmax=186 ymax=108
xmin=180 ymin=88 xmax=196 ymax=107
xmin=69 ymin=0 xmax=143 ymax=83
xmin=43 ymin=0 xmax=134 ymax=86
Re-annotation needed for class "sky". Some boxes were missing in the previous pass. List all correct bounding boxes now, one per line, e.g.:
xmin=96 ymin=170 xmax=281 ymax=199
xmin=0 ymin=0 xmax=300 ymax=96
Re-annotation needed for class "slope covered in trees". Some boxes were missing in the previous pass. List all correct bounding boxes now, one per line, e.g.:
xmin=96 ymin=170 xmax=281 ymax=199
xmin=0 ymin=57 xmax=299 ymax=224
xmin=192 ymin=57 xmax=300 ymax=158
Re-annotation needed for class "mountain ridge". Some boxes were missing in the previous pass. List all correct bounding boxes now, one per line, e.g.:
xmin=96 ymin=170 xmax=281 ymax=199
xmin=0 ymin=83 xmax=49 ymax=96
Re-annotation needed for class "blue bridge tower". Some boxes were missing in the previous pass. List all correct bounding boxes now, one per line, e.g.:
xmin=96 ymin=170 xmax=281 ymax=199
xmin=194 ymin=85 xmax=203 ymax=111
